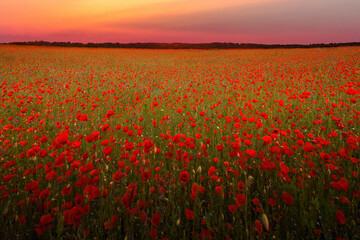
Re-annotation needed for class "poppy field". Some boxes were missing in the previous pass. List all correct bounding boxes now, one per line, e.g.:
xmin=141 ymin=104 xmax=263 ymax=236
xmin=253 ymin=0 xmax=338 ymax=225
xmin=0 ymin=45 xmax=359 ymax=239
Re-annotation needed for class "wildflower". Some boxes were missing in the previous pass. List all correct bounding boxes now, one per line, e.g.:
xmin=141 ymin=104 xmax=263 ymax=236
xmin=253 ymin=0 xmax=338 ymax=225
xmin=180 ymin=170 xmax=189 ymax=184
xmin=336 ymin=209 xmax=345 ymax=225
xmin=151 ymin=212 xmax=161 ymax=227
xmin=185 ymin=209 xmax=194 ymax=220
xmin=282 ymin=192 xmax=294 ymax=205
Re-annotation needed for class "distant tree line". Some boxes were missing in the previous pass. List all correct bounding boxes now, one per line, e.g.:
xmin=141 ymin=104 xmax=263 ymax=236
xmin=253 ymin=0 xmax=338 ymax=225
xmin=5 ymin=41 xmax=360 ymax=49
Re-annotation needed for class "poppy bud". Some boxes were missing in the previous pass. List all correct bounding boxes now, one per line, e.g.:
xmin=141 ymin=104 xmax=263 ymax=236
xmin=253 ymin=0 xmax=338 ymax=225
xmin=262 ymin=213 xmax=270 ymax=231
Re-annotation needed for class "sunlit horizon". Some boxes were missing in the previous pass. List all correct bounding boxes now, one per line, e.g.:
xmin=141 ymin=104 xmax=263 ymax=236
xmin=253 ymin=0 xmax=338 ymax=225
xmin=1 ymin=0 xmax=359 ymax=44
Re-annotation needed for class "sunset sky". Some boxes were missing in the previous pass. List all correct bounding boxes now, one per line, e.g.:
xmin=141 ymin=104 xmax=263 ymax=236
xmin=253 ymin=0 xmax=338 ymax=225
xmin=1 ymin=0 xmax=359 ymax=44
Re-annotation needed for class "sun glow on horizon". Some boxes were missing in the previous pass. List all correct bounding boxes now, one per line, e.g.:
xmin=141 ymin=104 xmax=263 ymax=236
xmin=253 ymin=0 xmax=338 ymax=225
xmin=1 ymin=0 xmax=359 ymax=43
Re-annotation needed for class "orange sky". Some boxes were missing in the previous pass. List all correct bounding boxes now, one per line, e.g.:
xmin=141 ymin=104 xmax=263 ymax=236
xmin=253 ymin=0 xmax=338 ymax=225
xmin=1 ymin=0 xmax=359 ymax=43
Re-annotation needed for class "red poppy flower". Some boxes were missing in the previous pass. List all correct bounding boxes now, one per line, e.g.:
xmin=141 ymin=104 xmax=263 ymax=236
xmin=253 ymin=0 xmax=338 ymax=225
xmin=102 ymin=146 xmax=113 ymax=156
xmin=141 ymin=169 xmax=151 ymax=182
xmin=185 ymin=209 xmax=194 ymax=220
xmin=228 ymin=204 xmax=237 ymax=213
xmin=39 ymin=189 xmax=51 ymax=199
xmin=151 ymin=212 xmax=161 ymax=227
xmin=144 ymin=140 xmax=154 ymax=149
xmin=113 ymin=171 xmax=123 ymax=182
xmin=336 ymin=209 xmax=345 ymax=225
xmin=106 ymin=110 xmax=115 ymax=119
xmin=150 ymin=228 xmax=157 ymax=239
xmin=195 ymin=133 xmax=202 ymax=139
xmin=85 ymin=134 xmax=95 ymax=143
xmin=25 ymin=180 xmax=39 ymax=192
xmin=140 ymin=212 xmax=147 ymax=223
xmin=26 ymin=146 xmax=40 ymax=157
xmin=345 ymin=88 xmax=358 ymax=95
xmin=179 ymin=170 xmax=189 ymax=184
xmin=236 ymin=193 xmax=246 ymax=207
xmin=77 ymin=114 xmax=88 ymax=121
xmin=36 ymin=213 xmax=54 ymax=235
xmin=255 ymin=220 xmax=263 ymax=234
xmin=75 ymin=193 xmax=85 ymax=206
xmin=125 ymin=142 xmax=134 ymax=151
xmin=56 ymin=132 xmax=69 ymax=145
xmin=121 ymin=193 xmax=131 ymax=207
xmin=102 ymin=124 xmax=110 ymax=132
xmin=18 ymin=215 xmax=27 ymax=224
xmin=69 ymin=206 xmax=85 ymax=221
xmin=2 ymin=174 xmax=14 ymax=182
xmin=45 ymin=170 xmax=56 ymax=181
xmin=231 ymin=142 xmax=240 ymax=149
xmin=104 ymin=214 xmax=118 ymax=230
xmin=319 ymin=152 xmax=331 ymax=163
xmin=246 ymin=149 xmax=256 ymax=157
xmin=215 ymin=185 xmax=223 ymax=195
xmin=262 ymin=136 xmax=272 ymax=145
xmin=83 ymin=185 xmax=100 ymax=200
xmin=61 ymin=186 xmax=72 ymax=196
xmin=101 ymin=140 xmax=110 ymax=146
xmin=216 ymin=144 xmax=224 ymax=151
xmin=303 ymin=142 xmax=314 ymax=152
xmin=40 ymin=135 xmax=48 ymax=143
xmin=268 ymin=198 xmax=277 ymax=207
xmin=282 ymin=192 xmax=294 ymax=205
xmin=208 ymin=166 xmax=217 ymax=176
xmin=71 ymin=141 xmax=81 ymax=148
xmin=338 ymin=178 xmax=349 ymax=191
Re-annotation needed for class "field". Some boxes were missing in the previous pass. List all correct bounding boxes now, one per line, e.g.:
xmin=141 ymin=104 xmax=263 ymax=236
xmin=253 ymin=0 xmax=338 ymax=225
xmin=0 ymin=45 xmax=359 ymax=239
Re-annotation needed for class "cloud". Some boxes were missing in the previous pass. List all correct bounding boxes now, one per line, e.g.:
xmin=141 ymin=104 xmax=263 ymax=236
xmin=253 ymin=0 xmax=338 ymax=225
xmin=102 ymin=0 xmax=360 ymax=40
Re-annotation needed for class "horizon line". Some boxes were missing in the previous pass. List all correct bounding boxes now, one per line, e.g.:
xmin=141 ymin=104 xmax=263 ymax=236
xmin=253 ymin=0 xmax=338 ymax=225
xmin=2 ymin=41 xmax=360 ymax=49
